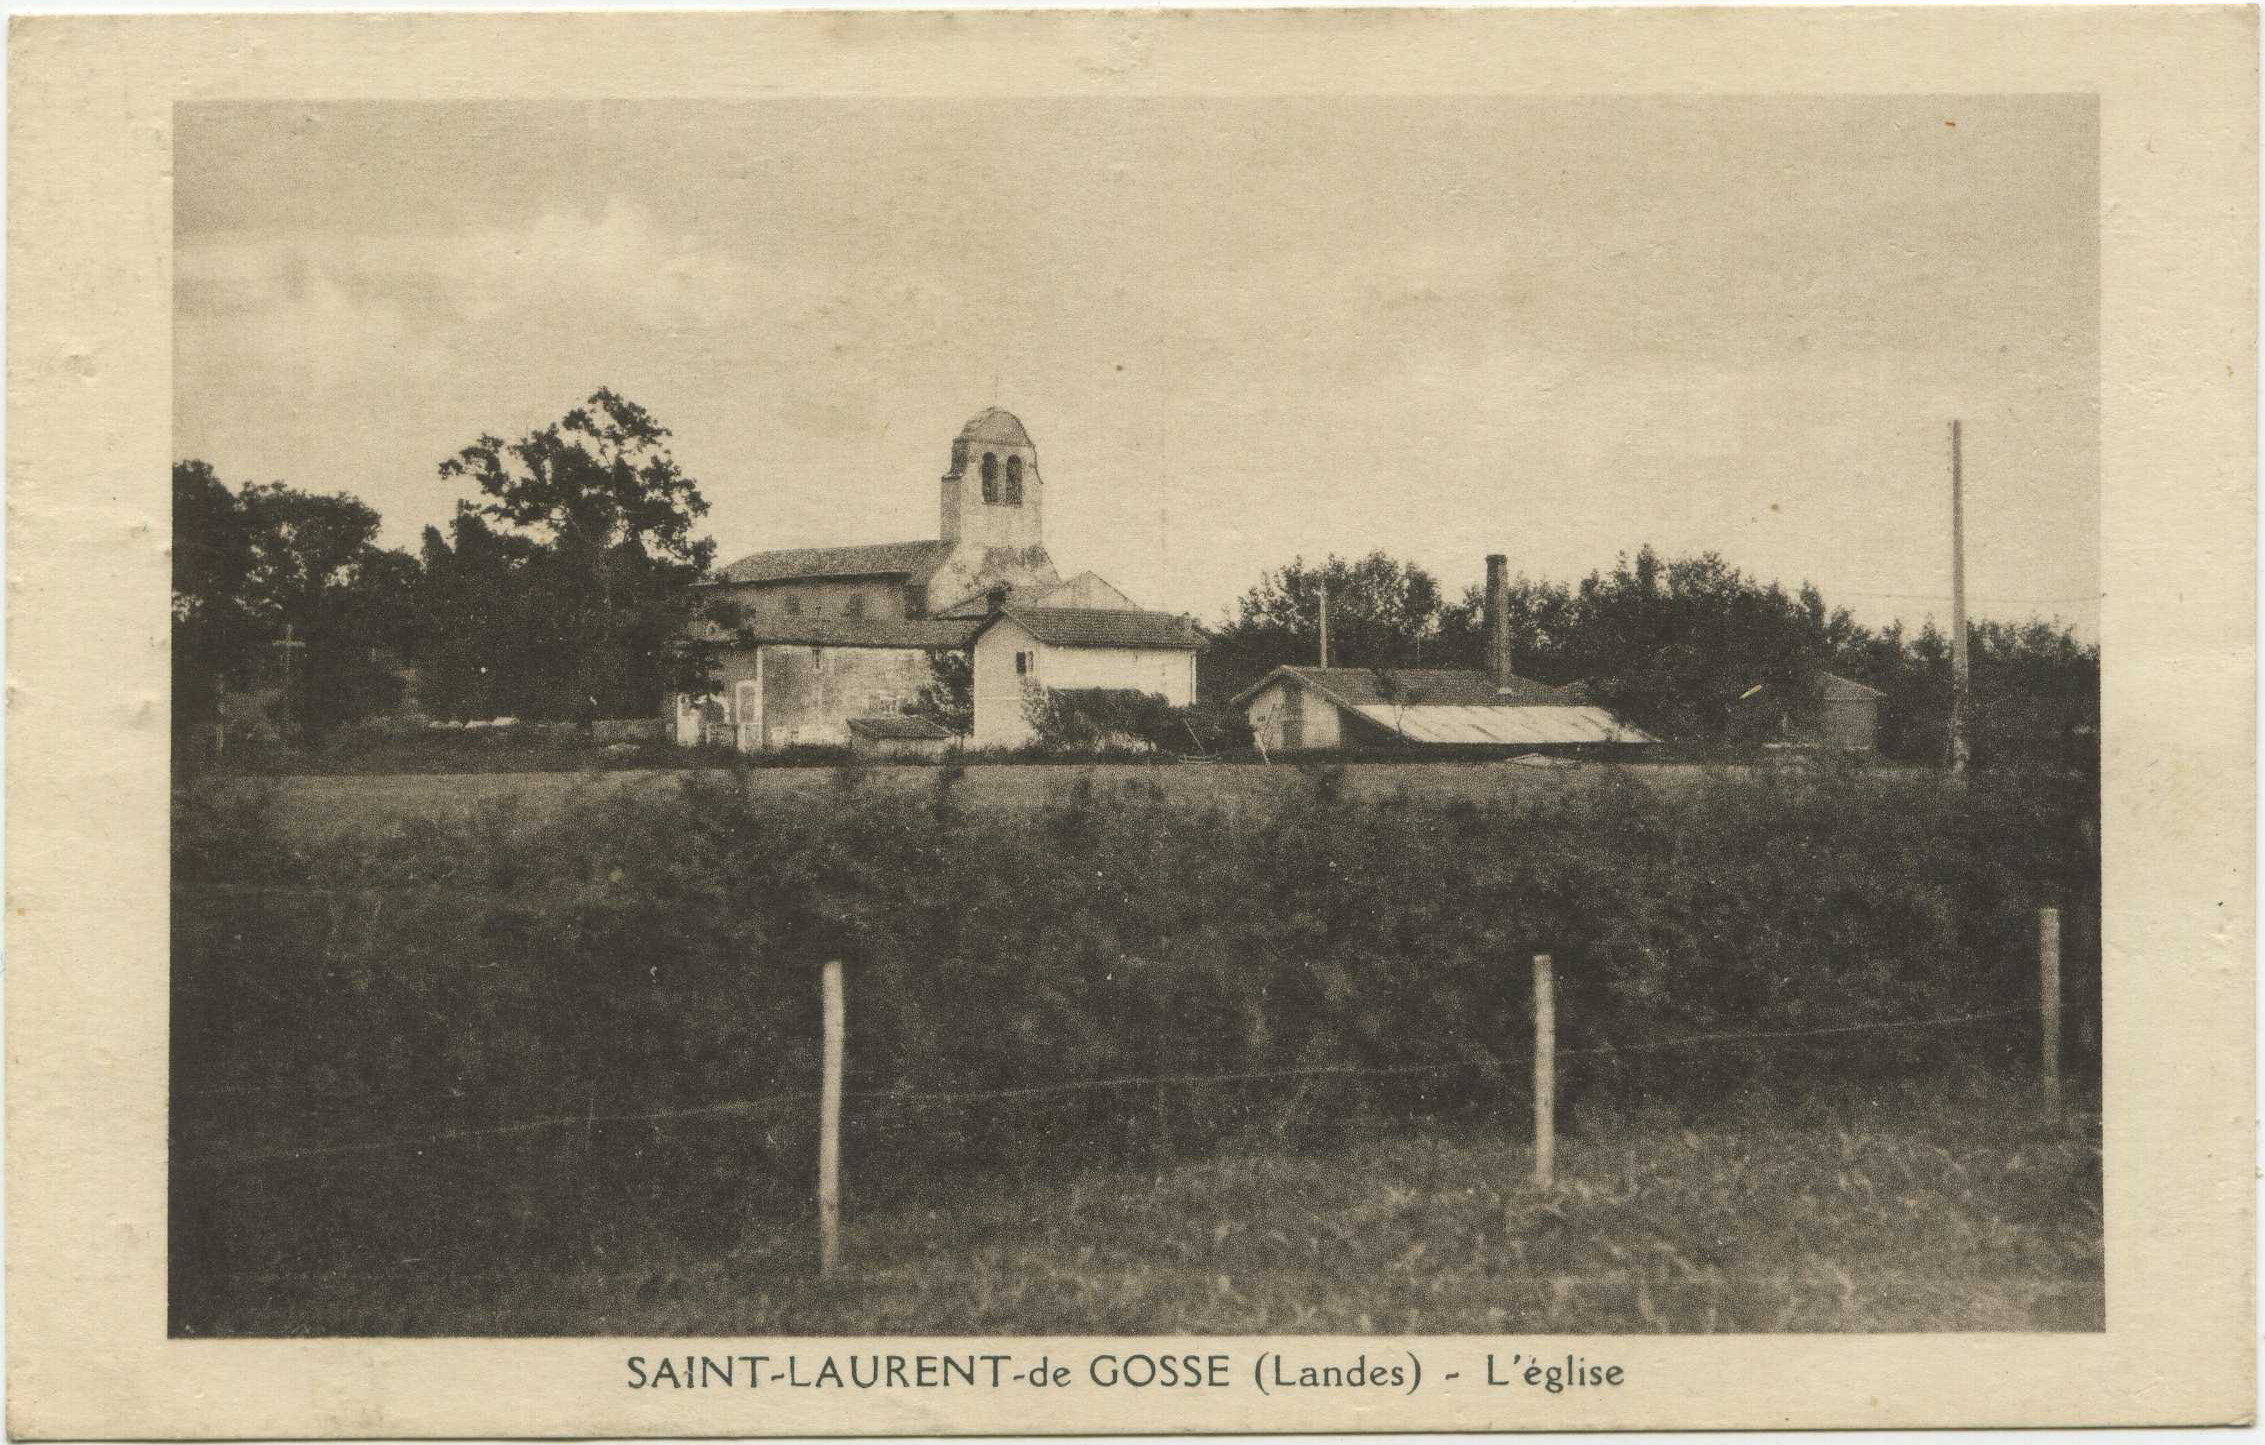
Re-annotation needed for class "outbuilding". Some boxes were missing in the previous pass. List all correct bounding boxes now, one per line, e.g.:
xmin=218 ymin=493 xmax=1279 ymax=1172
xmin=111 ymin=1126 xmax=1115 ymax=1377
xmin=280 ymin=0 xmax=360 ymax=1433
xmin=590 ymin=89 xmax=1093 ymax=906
xmin=1234 ymin=665 xmax=1650 ymax=754
xmin=846 ymin=713 xmax=960 ymax=759
xmin=1231 ymin=553 xmax=1652 ymax=756
xmin=969 ymin=605 xmax=1203 ymax=749
xmin=1734 ymin=671 xmax=1886 ymax=752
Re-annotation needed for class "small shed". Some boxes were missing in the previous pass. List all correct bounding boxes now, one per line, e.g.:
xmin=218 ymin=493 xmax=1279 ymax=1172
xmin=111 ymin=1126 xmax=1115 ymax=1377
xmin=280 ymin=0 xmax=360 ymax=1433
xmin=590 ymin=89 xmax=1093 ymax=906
xmin=1736 ymin=671 xmax=1886 ymax=752
xmin=845 ymin=713 xmax=959 ymax=759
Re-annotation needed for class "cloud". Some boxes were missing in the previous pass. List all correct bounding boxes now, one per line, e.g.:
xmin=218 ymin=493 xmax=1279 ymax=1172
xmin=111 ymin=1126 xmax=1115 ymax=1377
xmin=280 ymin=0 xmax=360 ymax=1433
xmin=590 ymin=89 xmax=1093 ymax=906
xmin=178 ymin=197 xmax=753 ymax=342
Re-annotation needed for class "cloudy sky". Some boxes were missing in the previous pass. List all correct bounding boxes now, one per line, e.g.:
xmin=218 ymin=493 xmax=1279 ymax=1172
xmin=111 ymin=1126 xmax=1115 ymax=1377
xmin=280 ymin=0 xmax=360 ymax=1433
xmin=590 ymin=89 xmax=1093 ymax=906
xmin=175 ymin=96 xmax=2098 ymax=635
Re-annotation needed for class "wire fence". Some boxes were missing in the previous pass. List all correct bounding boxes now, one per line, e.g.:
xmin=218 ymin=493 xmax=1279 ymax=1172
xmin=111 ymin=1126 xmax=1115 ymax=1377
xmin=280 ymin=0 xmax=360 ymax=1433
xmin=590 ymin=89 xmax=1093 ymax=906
xmin=173 ymin=889 xmax=2081 ymax=1281
xmin=175 ymin=997 xmax=2043 ymax=1173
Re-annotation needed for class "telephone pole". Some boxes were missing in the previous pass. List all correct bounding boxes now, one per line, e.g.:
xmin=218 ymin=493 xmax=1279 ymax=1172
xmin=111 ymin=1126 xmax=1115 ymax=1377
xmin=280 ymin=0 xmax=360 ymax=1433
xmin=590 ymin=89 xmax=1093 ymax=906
xmin=1948 ymin=420 xmax=1970 ymax=778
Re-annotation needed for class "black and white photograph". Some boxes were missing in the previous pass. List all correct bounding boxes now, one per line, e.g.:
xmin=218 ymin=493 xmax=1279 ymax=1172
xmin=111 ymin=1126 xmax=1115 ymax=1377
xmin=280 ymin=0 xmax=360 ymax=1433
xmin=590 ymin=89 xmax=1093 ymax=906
xmin=160 ymin=88 xmax=2116 ymax=1343
xmin=4 ymin=5 xmax=2254 ymax=1434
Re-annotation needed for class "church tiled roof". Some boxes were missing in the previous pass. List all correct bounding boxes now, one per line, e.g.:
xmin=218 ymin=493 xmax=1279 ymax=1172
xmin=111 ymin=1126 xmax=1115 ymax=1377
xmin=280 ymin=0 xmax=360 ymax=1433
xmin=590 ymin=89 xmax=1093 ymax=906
xmin=708 ymin=538 xmax=954 ymax=586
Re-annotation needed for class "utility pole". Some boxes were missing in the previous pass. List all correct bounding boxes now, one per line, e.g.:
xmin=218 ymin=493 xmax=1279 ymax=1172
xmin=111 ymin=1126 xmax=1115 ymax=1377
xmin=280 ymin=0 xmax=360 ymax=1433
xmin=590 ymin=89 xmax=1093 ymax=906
xmin=1948 ymin=420 xmax=1970 ymax=778
xmin=1317 ymin=575 xmax=1330 ymax=668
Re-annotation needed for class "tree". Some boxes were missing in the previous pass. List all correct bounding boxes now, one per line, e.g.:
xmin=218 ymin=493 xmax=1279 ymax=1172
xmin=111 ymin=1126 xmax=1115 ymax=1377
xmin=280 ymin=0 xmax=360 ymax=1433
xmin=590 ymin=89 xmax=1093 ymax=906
xmin=1434 ymin=573 xmax=1581 ymax=679
xmin=172 ymin=461 xmax=419 ymax=748
xmin=1856 ymin=616 xmax=2096 ymax=773
xmin=1436 ymin=547 xmax=1850 ymax=745
xmin=1967 ymin=619 xmax=2099 ymax=773
xmin=1202 ymin=551 xmax=1445 ymax=704
xmin=909 ymin=650 xmax=975 ymax=736
xmin=236 ymin=482 xmax=417 ymax=736
xmin=435 ymin=389 xmax=722 ymax=720
xmin=172 ymin=460 xmax=258 ymax=756
xmin=1559 ymin=550 xmax=1841 ymax=744
xmin=1200 ymin=540 xmax=2095 ymax=768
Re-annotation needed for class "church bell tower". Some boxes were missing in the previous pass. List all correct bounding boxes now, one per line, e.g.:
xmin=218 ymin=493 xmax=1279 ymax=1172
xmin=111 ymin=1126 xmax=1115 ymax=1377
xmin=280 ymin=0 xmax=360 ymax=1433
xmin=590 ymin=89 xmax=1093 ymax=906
xmin=940 ymin=408 xmax=1044 ymax=553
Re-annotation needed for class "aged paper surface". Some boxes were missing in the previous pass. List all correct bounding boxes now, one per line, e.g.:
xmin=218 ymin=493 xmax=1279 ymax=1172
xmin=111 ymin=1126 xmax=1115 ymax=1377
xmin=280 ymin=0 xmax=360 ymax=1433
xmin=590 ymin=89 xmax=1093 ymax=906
xmin=7 ymin=5 xmax=2256 ymax=1436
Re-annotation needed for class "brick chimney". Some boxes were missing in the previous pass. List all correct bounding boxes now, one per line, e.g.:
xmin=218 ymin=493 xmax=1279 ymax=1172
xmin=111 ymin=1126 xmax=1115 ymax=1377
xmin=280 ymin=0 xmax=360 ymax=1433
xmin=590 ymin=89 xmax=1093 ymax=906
xmin=1485 ymin=553 xmax=1513 ymax=692
xmin=986 ymin=583 xmax=1011 ymax=615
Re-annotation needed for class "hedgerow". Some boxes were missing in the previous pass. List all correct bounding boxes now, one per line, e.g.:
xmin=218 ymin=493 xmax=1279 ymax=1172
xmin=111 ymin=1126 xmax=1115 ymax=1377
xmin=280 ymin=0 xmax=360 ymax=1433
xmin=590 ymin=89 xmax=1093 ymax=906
xmin=169 ymin=764 xmax=2097 ymax=1316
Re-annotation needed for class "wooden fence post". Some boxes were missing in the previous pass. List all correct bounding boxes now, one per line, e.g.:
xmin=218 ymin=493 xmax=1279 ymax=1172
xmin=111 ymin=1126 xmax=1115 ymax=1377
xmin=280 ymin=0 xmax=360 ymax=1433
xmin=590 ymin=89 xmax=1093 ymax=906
xmin=1533 ymin=954 xmax=1555 ymax=1190
xmin=2038 ymin=908 xmax=2062 ymax=1113
xmin=819 ymin=959 xmax=845 ymax=1276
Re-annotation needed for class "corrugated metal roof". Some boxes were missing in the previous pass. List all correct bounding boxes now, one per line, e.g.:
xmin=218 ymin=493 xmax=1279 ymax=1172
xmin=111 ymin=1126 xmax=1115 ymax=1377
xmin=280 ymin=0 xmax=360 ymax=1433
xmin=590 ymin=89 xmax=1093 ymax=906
xmin=708 ymin=539 xmax=954 ymax=586
xmin=1350 ymin=704 xmax=1654 ymax=745
xmin=1232 ymin=665 xmax=1561 ymax=709
xmin=991 ymin=607 xmax=1201 ymax=651
xmin=846 ymin=714 xmax=956 ymax=740
xmin=728 ymin=616 xmax=981 ymax=650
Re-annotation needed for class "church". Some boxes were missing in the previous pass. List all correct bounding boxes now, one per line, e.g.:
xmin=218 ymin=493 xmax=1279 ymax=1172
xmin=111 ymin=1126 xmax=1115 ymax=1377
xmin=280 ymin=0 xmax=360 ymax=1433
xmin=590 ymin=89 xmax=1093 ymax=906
xmin=676 ymin=408 xmax=1199 ymax=751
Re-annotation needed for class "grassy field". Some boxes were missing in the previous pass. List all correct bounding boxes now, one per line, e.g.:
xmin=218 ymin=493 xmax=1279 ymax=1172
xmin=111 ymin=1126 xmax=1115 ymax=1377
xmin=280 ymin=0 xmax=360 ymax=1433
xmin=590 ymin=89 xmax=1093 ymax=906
xmin=177 ymin=1080 xmax=2100 ymax=1337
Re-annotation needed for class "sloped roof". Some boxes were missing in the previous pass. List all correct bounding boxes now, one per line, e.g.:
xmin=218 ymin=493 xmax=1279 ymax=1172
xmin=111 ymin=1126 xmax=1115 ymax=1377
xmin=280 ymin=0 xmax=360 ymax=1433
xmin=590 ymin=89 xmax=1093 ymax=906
xmin=932 ymin=570 xmax=1140 ymax=619
xmin=1230 ymin=665 xmax=1563 ymax=710
xmin=958 ymin=408 xmax=1034 ymax=448
xmin=931 ymin=579 xmax=1036 ymax=619
xmin=1348 ymin=704 xmax=1653 ymax=746
xmin=708 ymin=538 xmax=953 ymax=586
xmin=726 ymin=616 xmax=981 ymax=650
xmin=1737 ymin=671 xmax=1888 ymax=704
xmin=1818 ymin=671 xmax=1887 ymax=701
xmin=1031 ymin=570 xmax=1140 ymax=611
xmin=985 ymin=606 xmax=1202 ymax=651
xmin=847 ymin=714 xmax=956 ymax=741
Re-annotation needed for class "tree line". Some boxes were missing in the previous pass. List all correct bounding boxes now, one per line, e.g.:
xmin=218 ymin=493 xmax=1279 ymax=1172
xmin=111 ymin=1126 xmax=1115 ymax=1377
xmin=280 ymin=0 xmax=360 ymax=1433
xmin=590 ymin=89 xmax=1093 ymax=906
xmin=1200 ymin=548 xmax=2098 ymax=770
xmin=174 ymin=390 xmax=727 ymax=756
xmin=174 ymin=388 xmax=2097 ymax=772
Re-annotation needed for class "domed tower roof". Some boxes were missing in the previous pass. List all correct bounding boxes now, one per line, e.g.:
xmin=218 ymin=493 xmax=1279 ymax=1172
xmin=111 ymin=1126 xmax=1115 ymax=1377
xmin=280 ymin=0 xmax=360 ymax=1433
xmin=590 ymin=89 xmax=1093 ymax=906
xmin=958 ymin=408 xmax=1034 ymax=449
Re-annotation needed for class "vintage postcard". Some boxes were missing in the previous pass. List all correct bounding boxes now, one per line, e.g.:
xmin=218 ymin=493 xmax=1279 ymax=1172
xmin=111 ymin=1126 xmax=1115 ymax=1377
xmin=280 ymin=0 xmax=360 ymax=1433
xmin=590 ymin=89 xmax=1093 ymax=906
xmin=5 ymin=5 xmax=2255 ymax=1437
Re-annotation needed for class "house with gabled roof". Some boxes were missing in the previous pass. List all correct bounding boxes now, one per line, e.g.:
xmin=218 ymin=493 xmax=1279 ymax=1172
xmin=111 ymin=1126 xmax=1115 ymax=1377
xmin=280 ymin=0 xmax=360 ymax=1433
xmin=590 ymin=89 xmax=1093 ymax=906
xmin=968 ymin=603 xmax=1203 ymax=749
xmin=678 ymin=408 xmax=1198 ymax=752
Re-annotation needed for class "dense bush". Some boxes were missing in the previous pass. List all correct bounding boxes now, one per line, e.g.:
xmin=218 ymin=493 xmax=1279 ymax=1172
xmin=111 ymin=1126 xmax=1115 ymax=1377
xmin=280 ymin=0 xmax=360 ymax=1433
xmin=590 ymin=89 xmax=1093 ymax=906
xmin=1023 ymin=687 xmax=1251 ymax=756
xmin=170 ymin=764 xmax=2097 ymax=1318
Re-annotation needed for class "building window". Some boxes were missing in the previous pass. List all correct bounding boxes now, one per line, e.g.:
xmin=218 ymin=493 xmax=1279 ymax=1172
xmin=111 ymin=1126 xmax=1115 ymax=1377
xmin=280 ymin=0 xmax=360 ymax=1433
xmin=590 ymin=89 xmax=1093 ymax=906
xmin=845 ymin=595 xmax=866 ymax=619
xmin=1014 ymin=650 xmax=1031 ymax=676
xmin=784 ymin=596 xmax=802 ymax=616
xmin=1004 ymin=455 xmax=1023 ymax=505
xmin=981 ymin=453 xmax=998 ymax=503
xmin=950 ymin=438 xmax=968 ymax=475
